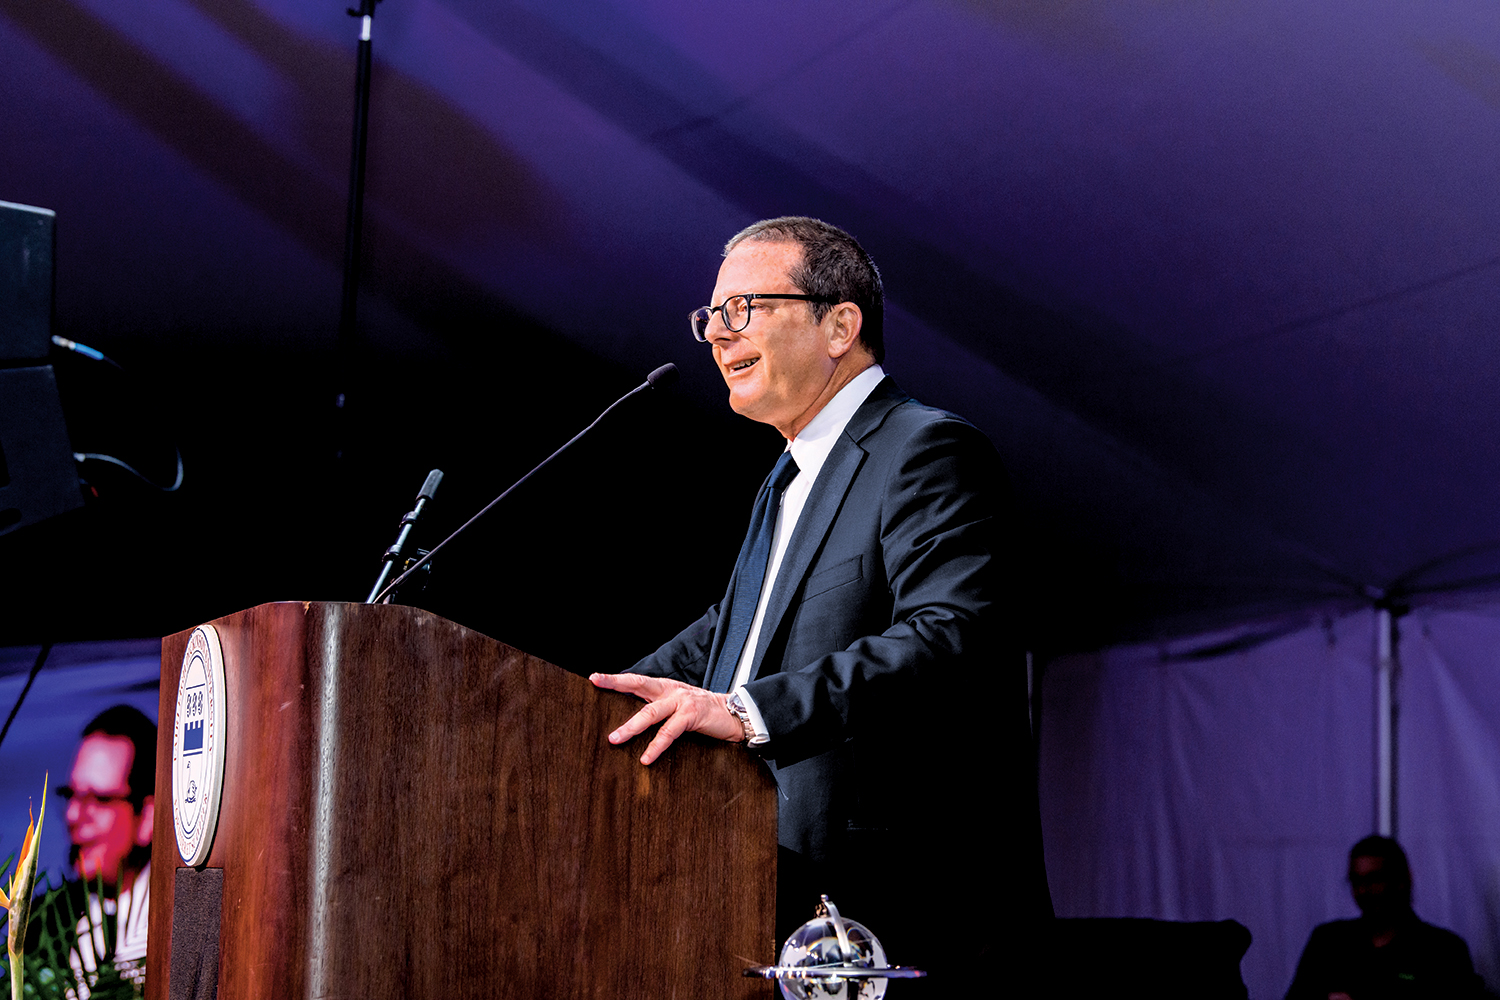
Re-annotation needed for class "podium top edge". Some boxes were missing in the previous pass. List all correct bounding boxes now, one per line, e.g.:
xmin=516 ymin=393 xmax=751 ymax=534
xmin=162 ymin=601 xmax=479 ymax=643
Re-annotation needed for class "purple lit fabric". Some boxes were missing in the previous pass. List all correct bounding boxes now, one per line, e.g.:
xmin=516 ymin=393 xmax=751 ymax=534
xmin=1041 ymin=601 xmax=1500 ymax=998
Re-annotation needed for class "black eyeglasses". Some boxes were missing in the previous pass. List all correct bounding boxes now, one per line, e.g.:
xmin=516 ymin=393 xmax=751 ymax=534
xmin=690 ymin=293 xmax=838 ymax=342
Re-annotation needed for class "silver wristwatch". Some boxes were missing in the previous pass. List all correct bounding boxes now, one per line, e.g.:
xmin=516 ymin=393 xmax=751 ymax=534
xmin=725 ymin=691 xmax=768 ymax=746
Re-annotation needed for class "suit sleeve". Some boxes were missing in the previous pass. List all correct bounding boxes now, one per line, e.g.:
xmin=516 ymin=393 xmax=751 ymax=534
xmin=626 ymin=602 xmax=720 ymax=686
xmin=745 ymin=415 xmax=1006 ymax=766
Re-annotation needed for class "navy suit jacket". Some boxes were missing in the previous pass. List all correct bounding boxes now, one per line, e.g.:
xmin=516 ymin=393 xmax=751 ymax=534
xmin=631 ymin=377 xmax=1040 ymax=880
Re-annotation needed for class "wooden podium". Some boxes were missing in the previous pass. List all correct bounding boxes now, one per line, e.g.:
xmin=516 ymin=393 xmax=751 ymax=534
xmin=147 ymin=602 xmax=778 ymax=999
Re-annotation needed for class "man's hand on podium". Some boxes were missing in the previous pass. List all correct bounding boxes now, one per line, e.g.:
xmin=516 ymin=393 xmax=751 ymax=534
xmin=589 ymin=673 xmax=743 ymax=765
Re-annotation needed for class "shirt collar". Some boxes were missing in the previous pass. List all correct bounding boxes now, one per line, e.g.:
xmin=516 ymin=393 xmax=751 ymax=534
xmin=785 ymin=364 xmax=885 ymax=480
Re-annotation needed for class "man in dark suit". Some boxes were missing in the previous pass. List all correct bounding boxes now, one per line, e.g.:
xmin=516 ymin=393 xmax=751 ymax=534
xmin=591 ymin=217 xmax=1049 ymax=985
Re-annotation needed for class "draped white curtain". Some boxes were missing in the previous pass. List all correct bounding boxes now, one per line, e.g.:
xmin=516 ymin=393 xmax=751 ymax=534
xmin=1040 ymin=600 xmax=1500 ymax=999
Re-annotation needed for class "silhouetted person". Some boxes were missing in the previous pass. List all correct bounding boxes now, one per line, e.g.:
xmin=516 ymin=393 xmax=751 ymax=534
xmin=1286 ymin=835 xmax=1480 ymax=1000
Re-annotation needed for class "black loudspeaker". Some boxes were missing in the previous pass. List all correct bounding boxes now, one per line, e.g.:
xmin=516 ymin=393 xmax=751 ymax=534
xmin=0 ymin=200 xmax=55 ymax=364
xmin=0 ymin=200 xmax=79 ymax=535
xmin=0 ymin=366 xmax=83 ymax=535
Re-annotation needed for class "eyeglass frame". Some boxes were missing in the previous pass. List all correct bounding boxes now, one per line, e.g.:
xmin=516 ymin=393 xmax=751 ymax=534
xmin=57 ymin=784 xmax=138 ymax=811
xmin=690 ymin=293 xmax=840 ymax=342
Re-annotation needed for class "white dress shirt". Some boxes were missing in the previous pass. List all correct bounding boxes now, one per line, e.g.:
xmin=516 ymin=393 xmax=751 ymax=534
xmin=730 ymin=364 xmax=886 ymax=739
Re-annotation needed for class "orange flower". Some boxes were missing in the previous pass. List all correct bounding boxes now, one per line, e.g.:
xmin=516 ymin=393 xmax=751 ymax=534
xmin=2 ymin=773 xmax=47 ymax=1000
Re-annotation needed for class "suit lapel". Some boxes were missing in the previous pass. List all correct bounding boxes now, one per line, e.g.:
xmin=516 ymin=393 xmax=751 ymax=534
xmin=749 ymin=377 xmax=908 ymax=680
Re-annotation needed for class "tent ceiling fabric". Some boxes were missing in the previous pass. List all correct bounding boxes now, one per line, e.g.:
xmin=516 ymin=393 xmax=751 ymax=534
xmin=2 ymin=0 xmax=1499 ymax=647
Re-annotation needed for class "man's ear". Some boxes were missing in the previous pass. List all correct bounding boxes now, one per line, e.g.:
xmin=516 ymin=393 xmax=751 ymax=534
xmin=825 ymin=302 xmax=864 ymax=359
xmin=135 ymin=795 xmax=155 ymax=847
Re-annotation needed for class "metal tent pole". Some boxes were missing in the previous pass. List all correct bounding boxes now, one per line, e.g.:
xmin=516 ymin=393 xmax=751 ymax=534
xmin=1375 ymin=606 xmax=1398 ymax=837
xmin=335 ymin=0 xmax=382 ymax=455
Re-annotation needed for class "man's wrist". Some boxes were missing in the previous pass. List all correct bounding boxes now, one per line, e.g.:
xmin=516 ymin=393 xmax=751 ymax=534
xmin=725 ymin=690 xmax=769 ymax=746
xmin=724 ymin=694 xmax=752 ymax=742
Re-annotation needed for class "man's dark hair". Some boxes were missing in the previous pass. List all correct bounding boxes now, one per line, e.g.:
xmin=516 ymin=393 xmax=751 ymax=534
xmin=82 ymin=705 xmax=157 ymax=810
xmin=725 ymin=216 xmax=886 ymax=363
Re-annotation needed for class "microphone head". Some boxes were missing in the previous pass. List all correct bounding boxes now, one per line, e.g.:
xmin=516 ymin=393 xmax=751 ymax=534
xmin=646 ymin=363 xmax=679 ymax=389
xmin=419 ymin=469 xmax=444 ymax=500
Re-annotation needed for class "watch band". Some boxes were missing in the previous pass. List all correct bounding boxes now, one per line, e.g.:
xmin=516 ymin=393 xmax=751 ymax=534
xmin=725 ymin=691 xmax=764 ymax=745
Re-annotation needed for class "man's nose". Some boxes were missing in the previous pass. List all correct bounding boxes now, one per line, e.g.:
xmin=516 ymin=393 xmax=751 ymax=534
xmin=66 ymin=798 xmax=83 ymax=825
xmin=705 ymin=319 xmax=736 ymax=345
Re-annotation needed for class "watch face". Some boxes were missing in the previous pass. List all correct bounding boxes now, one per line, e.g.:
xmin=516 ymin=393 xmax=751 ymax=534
xmin=726 ymin=692 xmax=763 ymax=744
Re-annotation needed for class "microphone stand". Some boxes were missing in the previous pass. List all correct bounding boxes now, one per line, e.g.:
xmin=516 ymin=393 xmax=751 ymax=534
xmin=366 ymin=469 xmax=443 ymax=603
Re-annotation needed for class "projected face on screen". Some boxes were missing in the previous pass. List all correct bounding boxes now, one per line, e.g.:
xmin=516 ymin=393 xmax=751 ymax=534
xmin=63 ymin=731 xmax=154 ymax=890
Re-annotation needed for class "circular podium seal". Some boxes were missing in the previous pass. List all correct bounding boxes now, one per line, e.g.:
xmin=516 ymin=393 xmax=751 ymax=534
xmin=173 ymin=624 xmax=228 ymax=867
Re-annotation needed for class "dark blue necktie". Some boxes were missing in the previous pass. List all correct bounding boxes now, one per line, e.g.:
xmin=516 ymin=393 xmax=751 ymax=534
xmin=704 ymin=450 xmax=800 ymax=693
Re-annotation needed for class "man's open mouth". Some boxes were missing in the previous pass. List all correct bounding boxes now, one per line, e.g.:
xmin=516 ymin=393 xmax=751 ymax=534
xmin=729 ymin=357 xmax=759 ymax=372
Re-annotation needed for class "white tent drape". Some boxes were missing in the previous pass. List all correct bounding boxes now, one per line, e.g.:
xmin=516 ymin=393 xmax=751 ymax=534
xmin=1040 ymin=600 xmax=1499 ymax=998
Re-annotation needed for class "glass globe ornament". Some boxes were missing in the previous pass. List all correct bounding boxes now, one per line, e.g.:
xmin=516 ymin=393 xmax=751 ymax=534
xmin=742 ymin=895 xmax=925 ymax=999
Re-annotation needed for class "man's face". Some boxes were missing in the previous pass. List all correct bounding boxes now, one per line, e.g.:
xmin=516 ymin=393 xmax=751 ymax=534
xmin=66 ymin=733 xmax=150 ymax=885
xmin=1349 ymin=854 xmax=1401 ymax=919
xmin=706 ymin=241 xmax=839 ymax=439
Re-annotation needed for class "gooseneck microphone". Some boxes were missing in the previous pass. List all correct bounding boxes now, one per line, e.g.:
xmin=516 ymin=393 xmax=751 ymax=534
xmin=370 ymin=364 xmax=678 ymax=605
xmin=643 ymin=363 xmax=679 ymax=390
